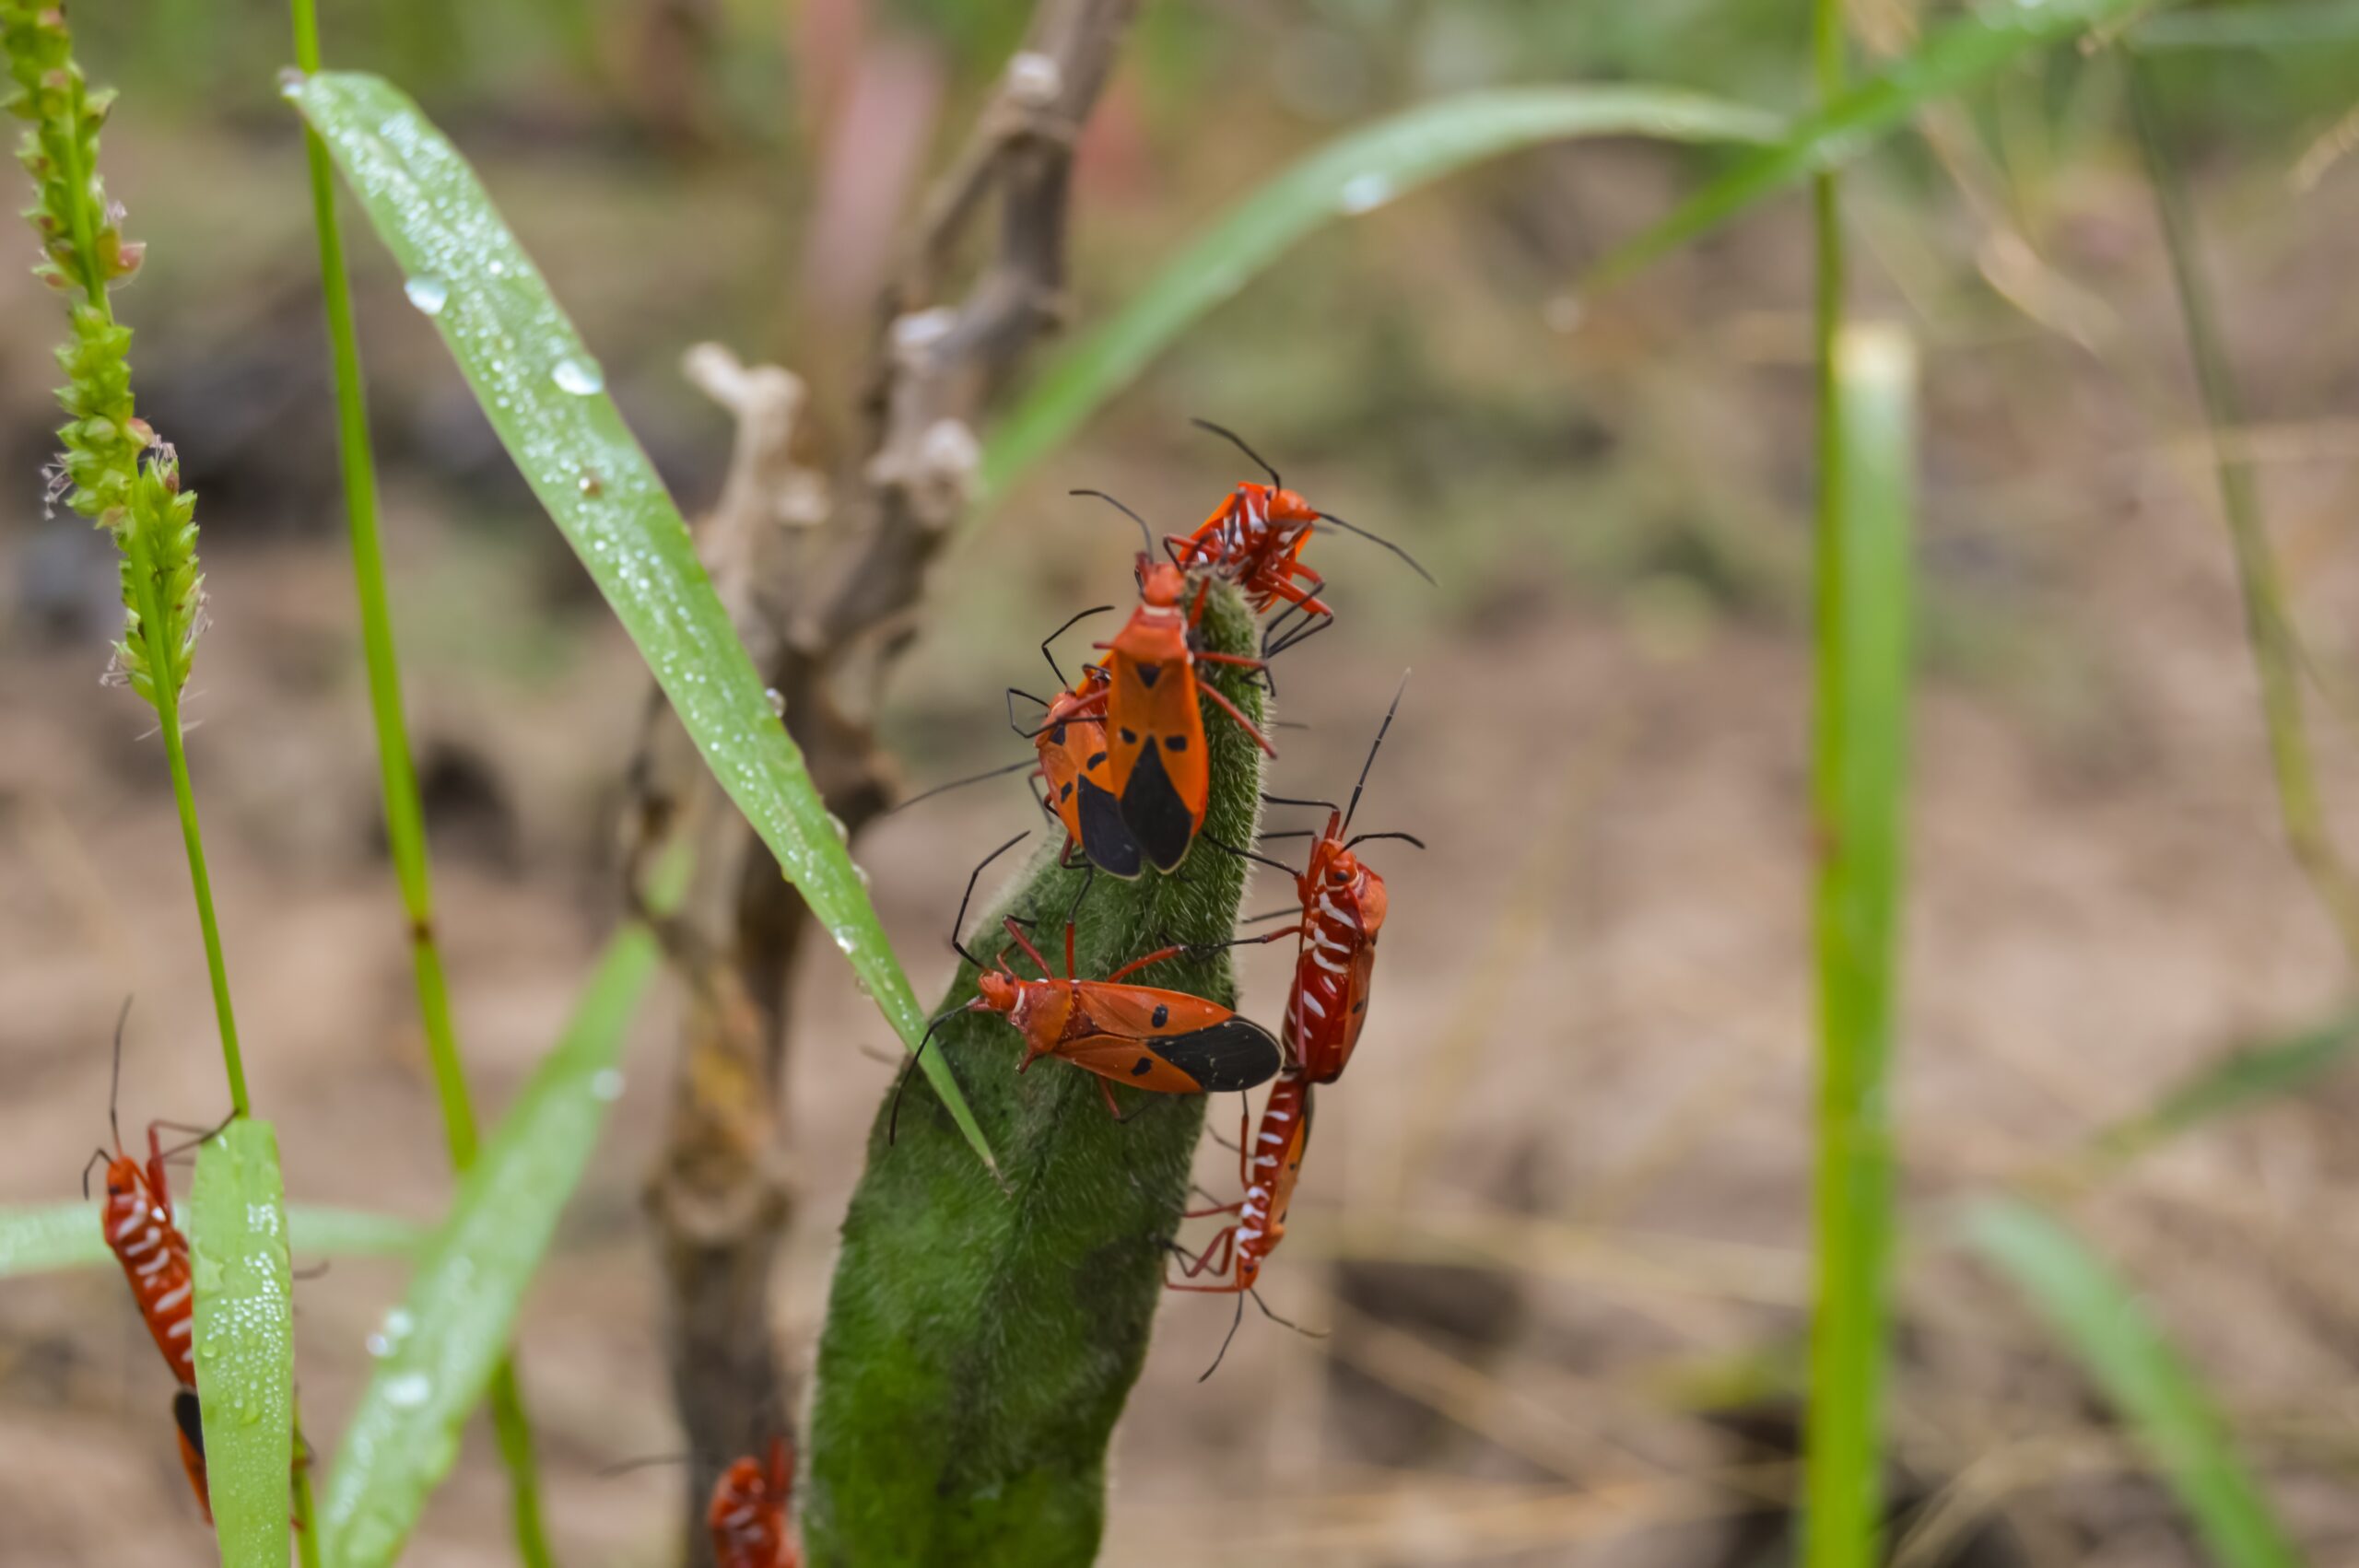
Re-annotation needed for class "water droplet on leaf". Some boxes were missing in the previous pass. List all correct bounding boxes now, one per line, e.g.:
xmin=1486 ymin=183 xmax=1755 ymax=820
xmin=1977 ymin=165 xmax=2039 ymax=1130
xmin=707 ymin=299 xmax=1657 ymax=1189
xmin=1338 ymin=172 xmax=1394 ymax=215
xmin=590 ymin=1069 xmax=625 ymax=1102
xmin=403 ymin=275 xmax=449 ymax=316
xmin=550 ymin=357 xmax=604 ymax=396
xmin=383 ymin=1371 xmax=432 ymax=1409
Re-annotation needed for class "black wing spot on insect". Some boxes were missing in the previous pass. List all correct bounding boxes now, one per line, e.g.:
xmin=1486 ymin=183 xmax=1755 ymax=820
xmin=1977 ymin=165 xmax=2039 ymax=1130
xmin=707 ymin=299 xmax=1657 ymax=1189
xmin=1151 ymin=1003 xmax=1169 ymax=1027
xmin=1120 ymin=742 xmax=1197 ymax=872
xmin=1164 ymin=734 xmax=1189 ymax=753
xmin=1086 ymin=751 xmax=1109 ymax=770
xmin=1352 ymin=1000 xmax=1366 ymax=1013
xmin=1059 ymin=781 xmax=1075 ymax=800
xmin=1076 ymin=776 xmax=1144 ymax=879
xmin=173 ymin=1387 xmax=206 ymax=1457
xmin=1153 ymin=1018 xmax=1281 ymax=1093
xmin=1132 ymin=1056 xmax=1156 ymax=1077
xmin=1136 ymin=662 xmax=1162 ymax=688
xmin=1049 ymin=722 xmax=1068 ymax=746
xmin=1120 ymin=728 xmax=1139 ymax=744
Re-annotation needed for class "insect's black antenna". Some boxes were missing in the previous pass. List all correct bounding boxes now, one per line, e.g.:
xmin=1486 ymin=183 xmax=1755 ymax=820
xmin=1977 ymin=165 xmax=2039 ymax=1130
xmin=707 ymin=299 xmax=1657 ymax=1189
xmin=1039 ymin=604 xmax=1115 ymax=687
xmin=891 ymin=757 xmax=1038 ymax=816
xmin=1203 ymin=833 xmax=1297 ymax=879
xmin=1199 ymin=1294 xmax=1248 ymax=1382
xmin=1237 ymin=906 xmax=1299 ymax=926
xmin=1316 ymin=511 xmax=1437 ymax=586
xmin=1061 ymin=865 xmax=1097 ymax=933
xmin=1191 ymin=417 xmax=1282 ymax=488
xmin=1262 ymin=791 xmax=1341 ymax=814
xmin=1343 ymin=673 xmax=1411 ymax=834
xmin=106 ymin=994 xmax=133 ymax=1153
xmin=1346 ymin=831 xmax=1426 ymax=852
xmin=952 ymin=832 xmax=1030 ymax=965
xmin=1250 ymin=1287 xmax=1326 ymax=1339
xmin=888 ymin=1011 xmax=964 ymax=1144
xmin=1069 ymin=488 xmax=1155 ymax=557
xmin=1258 ymin=830 xmax=1317 ymax=842
xmin=81 ymin=1147 xmax=111 ymax=1199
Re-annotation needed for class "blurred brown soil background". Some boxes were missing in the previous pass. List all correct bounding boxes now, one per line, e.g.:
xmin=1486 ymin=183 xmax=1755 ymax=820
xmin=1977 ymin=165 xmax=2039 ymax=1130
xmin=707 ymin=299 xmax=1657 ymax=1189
xmin=8 ymin=18 xmax=2359 ymax=1565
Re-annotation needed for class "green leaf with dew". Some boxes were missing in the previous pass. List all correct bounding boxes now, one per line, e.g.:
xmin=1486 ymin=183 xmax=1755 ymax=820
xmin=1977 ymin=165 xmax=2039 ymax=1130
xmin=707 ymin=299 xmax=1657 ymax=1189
xmin=318 ymin=925 xmax=658 ymax=1568
xmin=189 ymin=1119 xmax=296 ymax=1568
xmin=979 ymin=85 xmax=1778 ymax=504
xmin=282 ymin=70 xmax=995 ymax=1176
xmin=0 ymin=1201 xmax=422 ymax=1279
xmin=1964 ymin=1199 xmax=2304 ymax=1568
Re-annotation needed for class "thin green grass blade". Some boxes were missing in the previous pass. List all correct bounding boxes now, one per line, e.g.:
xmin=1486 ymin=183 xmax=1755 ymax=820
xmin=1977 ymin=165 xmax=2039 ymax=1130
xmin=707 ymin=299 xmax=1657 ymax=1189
xmin=189 ymin=1119 xmax=297 ymax=1568
xmin=282 ymin=71 xmax=995 ymax=1176
xmin=317 ymin=926 xmax=659 ymax=1568
xmin=979 ymin=86 xmax=1779 ymax=502
xmin=1964 ymin=1199 xmax=2305 ymax=1568
xmin=2084 ymin=1004 xmax=2359 ymax=1169
xmin=2138 ymin=0 xmax=2359 ymax=50
xmin=1588 ymin=0 xmax=2178 ymax=292
xmin=1806 ymin=323 xmax=1915 ymax=1568
xmin=0 ymin=1202 xmax=424 ymax=1279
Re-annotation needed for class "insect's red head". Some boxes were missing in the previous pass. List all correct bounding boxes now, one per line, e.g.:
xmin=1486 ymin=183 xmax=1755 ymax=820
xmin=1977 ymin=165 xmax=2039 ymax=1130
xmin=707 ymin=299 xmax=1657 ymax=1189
xmin=1264 ymin=485 xmax=1318 ymax=525
xmin=714 ymin=1457 xmax=767 ymax=1504
xmin=102 ymin=1153 xmax=143 ymax=1204
xmin=1136 ymin=560 xmax=1188 ymax=608
xmin=975 ymin=970 xmax=1020 ymax=1013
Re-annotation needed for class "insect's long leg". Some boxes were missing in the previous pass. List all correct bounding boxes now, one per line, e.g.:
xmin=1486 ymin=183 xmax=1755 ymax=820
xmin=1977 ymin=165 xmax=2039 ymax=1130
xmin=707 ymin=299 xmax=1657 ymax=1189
xmin=1200 ymin=1296 xmax=1249 ymax=1382
xmin=891 ymin=755 xmax=1039 ymax=815
xmin=997 ymin=915 xmax=1055 ymax=980
xmin=1059 ymin=867 xmax=1097 ymax=943
xmin=1038 ymin=604 xmax=1115 ymax=688
xmin=106 ymin=995 xmax=132 ymax=1154
xmin=1103 ymin=938 xmax=1201 ymax=983
xmin=1203 ymin=833 xmax=1298 ymax=879
xmin=1264 ymin=610 xmax=1333 ymax=661
xmin=1261 ymin=790 xmax=1341 ymax=813
xmin=80 ymin=1146 xmax=111 ymax=1199
xmin=1197 ymin=680 xmax=1277 ymax=757
xmin=1231 ymin=1090 xmax=1251 ymax=1191
xmin=1250 ymin=1287 xmax=1326 ymax=1339
xmin=1181 ymin=927 xmax=1301 ymax=957
xmin=1237 ymin=906 xmax=1302 ymax=926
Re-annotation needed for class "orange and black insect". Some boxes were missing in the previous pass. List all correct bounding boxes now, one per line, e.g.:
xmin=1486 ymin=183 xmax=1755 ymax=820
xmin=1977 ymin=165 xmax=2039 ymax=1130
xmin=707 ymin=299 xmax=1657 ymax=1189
xmin=84 ymin=1002 xmax=211 ymax=1390
xmin=898 ymin=606 xmax=1144 ymax=880
xmin=1071 ymin=497 xmax=1276 ymax=872
xmin=171 ymin=1387 xmax=213 ymax=1523
xmin=891 ymin=834 xmax=1283 ymax=1136
xmin=1165 ymin=1071 xmax=1317 ymax=1377
xmin=1223 ymin=679 xmax=1421 ymax=1084
xmin=709 ymin=1434 xmax=799 ymax=1568
xmin=1168 ymin=420 xmax=1432 ymax=657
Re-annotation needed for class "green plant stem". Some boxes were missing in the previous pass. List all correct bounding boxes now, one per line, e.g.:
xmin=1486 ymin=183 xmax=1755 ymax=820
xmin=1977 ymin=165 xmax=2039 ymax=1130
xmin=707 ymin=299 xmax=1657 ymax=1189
xmin=286 ymin=2 xmax=553 ymax=1558
xmin=293 ymin=1442 xmax=323 ymax=1568
xmin=124 ymin=522 xmax=251 ymax=1117
xmin=2127 ymin=57 xmax=2359 ymax=967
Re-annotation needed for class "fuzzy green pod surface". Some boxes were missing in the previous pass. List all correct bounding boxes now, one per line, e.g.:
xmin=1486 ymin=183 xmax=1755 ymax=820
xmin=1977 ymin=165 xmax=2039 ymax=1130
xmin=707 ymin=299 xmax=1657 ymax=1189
xmin=804 ymin=581 xmax=1269 ymax=1566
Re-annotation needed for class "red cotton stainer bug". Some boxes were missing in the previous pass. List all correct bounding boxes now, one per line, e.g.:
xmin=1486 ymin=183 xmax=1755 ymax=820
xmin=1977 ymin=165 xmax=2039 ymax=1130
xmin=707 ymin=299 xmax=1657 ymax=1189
xmin=1165 ymin=1072 xmax=1316 ymax=1378
xmin=1070 ymin=490 xmax=1277 ymax=873
xmin=1168 ymin=420 xmax=1434 ymax=658
xmin=1227 ymin=677 xmax=1422 ymax=1083
xmin=889 ymin=833 xmax=1283 ymax=1139
xmin=83 ymin=1002 xmax=216 ymax=1391
xmin=710 ymin=1434 xmax=800 ymax=1568
xmin=894 ymin=605 xmax=1144 ymax=881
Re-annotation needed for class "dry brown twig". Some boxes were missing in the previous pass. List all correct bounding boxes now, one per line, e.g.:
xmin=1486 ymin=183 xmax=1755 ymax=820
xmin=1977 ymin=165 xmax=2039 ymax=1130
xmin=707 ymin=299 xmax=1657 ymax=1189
xmin=616 ymin=1 xmax=1141 ymax=1556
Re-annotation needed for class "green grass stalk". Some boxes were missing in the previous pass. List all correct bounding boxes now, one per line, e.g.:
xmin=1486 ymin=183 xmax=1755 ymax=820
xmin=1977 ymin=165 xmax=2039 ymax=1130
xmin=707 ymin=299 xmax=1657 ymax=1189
xmin=2127 ymin=56 xmax=2359 ymax=967
xmin=285 ymin=2 xmax=554 ymax=1559
xmin=1802 ymin=7 xmax=1913 ymax=1543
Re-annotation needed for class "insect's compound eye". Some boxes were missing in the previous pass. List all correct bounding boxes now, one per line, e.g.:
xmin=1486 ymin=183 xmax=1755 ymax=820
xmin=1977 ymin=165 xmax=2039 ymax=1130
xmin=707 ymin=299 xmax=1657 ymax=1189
xmin=1328 ymin=870 xmax=1348 ymax=886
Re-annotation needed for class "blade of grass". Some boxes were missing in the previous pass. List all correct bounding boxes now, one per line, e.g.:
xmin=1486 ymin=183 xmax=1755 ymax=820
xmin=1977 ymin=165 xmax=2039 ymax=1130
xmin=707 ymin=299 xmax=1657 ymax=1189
xmin=1962 ymin=1199 xmax=2304 ymax=1568
xmin=1805 ymin=321 xmax=1916 ymax=1568
xmin=2126 ymin=55 xmax=2359 ymax=967
xmin=978 ymin=85 xmax=1779 ymax=504
xmin=1586 ymin=0 xmax=2181 ymax=294
xmin=0 ymin=1202 xmax=423 ymax=1279
xmin=283 ymin=6 xmax=554 ymax=1561
xmin=282 ymin=71 xmax=995 ymax=1177
xmin=2090 ymin=1004 xmax=2359 ymax=1164
xmin=189 ymin=1119 xmax=297 ymax=1568
xmin=317 ymin=921 xmax=659 ymax=1568
xmin=2138 ymin=0 xmax=2359 ymax=50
